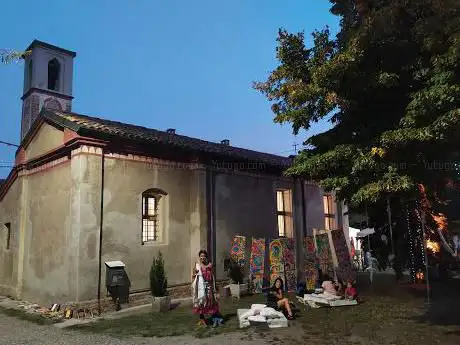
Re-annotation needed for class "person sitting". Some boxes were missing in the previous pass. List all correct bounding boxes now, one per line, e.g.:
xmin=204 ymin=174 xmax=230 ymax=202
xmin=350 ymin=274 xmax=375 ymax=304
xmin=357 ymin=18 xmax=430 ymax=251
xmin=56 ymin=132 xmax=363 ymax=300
xmin=269 ymin=277 xmax=294 ymax=320
xmin=321 ymin=275 xmax=338 ymax=296
xmin=334 ymin=279 xmax=343 ymax=296
xmin=344 ymin=280 xmax=358 ymax=300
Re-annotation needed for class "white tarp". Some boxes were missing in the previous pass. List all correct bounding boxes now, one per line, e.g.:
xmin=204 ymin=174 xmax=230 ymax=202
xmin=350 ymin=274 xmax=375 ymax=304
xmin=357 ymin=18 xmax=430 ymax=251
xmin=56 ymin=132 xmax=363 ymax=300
xmin=356 ymin=227 xmax=375 ymax=238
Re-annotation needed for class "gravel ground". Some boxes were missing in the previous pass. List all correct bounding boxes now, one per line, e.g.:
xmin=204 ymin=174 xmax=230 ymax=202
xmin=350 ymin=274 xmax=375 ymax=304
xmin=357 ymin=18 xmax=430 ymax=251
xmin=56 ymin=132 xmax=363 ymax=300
xmin=0 ymin=313 xmax=268 ymax=345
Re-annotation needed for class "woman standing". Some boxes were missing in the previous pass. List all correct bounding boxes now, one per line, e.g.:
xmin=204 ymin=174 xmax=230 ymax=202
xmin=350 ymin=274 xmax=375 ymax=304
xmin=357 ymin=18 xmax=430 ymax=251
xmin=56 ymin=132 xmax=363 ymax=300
xmin=192 ymin=250 xmax=221 ymax=326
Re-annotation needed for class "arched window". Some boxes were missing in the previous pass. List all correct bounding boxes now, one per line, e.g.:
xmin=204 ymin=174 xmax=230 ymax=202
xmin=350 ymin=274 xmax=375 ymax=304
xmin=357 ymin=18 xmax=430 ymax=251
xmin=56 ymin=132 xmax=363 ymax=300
xmin=47 ymin=58 xmax=60 ymax=91
xmin=27 ymin=60 xmax=33 ymax=90
xmin=142 ymin=188 xmax=167 ymax=244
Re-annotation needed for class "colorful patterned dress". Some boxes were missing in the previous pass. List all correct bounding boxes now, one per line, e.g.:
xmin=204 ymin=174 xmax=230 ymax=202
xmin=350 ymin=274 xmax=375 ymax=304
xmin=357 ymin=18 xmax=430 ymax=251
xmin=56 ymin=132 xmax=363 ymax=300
xmin=192 ymin=263 xmax=219 ymax=315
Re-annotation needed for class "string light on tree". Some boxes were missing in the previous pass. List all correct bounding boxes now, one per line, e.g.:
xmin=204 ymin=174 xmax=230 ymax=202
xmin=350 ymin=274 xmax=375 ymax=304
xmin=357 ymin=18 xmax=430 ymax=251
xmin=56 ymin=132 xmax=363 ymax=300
xmin=406 ymin=205 xmax=416 ymax=284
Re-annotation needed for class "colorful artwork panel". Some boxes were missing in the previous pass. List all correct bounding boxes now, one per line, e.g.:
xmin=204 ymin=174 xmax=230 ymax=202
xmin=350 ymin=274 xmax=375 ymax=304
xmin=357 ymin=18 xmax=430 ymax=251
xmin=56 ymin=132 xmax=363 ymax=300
xmin=305 ymin=262 xmax=318 ymax=290
xmin=269 ymin=239 xmax=284 ymax=286
xmin=280 ymin=238 xmax=296 ymax=292
xmin=230 ymin=235 xmax=247 ymax=266
xmin=316 ymin=232 xmax=333 ymax=277
xmin=249 ymin=238 xmax=266 ymax=293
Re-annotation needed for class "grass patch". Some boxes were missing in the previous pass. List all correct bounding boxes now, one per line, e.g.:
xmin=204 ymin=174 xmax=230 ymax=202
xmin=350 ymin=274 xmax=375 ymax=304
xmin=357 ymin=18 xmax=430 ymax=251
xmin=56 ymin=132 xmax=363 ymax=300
xmin=69 ymin=294 xmax=266 ymax=339
xmin=68 ymin=275 xmax=460 ymax=344
xmin=0 ymin=306 xmax=61 ymax=325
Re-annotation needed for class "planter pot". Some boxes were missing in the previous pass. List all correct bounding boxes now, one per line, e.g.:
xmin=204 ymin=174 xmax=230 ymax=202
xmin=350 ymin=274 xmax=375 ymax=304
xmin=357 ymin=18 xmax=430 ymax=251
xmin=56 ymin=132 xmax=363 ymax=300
xmin=152 ymin=296 xmax=171 ymax=313
xmin=229 ymin=283 xmax=248 ymax=298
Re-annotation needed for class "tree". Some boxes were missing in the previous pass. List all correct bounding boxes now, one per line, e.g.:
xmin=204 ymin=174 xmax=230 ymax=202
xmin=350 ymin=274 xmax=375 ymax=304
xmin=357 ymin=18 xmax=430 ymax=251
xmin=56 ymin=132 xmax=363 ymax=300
xmin=0 ymin=49 xmax=31 ymax=64
xmin=150 ymin=251 xmax=168 ymax=297
xmin=254 ymin=0 xmax=460 ymax=212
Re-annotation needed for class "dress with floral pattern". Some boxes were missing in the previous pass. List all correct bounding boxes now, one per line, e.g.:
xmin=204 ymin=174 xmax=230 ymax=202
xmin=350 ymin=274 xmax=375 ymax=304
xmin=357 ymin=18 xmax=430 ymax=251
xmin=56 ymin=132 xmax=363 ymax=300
xmin=193 ymin=263 xmax=219 ymax=315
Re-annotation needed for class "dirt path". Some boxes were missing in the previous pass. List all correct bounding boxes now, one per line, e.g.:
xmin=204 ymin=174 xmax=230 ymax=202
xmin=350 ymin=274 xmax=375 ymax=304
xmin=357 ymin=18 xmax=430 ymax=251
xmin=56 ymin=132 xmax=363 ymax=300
xmin=0 ymin=312 xmax=268 ymax=345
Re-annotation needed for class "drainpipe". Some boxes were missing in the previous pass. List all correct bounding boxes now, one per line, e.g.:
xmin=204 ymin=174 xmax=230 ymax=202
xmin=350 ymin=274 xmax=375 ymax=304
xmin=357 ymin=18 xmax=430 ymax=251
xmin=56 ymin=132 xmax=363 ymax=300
xmin=97 ymin=148 xmax=105 ymax=316
xmin=205 ymin=167 xmax=217 ymax=279
xmin=300 ymin=179 xmax=307 ymax=238
xmin=206 ymin=169 xmax=216 ymax=262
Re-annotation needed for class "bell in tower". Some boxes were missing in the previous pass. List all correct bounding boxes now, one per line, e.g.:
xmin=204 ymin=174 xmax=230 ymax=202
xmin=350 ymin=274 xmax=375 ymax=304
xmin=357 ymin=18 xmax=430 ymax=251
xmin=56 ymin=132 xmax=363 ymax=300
xmin=20 ymin=40 xmax=76 ymax=140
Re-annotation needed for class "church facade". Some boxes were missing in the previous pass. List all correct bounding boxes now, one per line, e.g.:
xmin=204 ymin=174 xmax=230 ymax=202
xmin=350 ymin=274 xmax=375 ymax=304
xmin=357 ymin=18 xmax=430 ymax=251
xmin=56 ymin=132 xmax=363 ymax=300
xmin=0 ymin=40 xmax=349 ymax=304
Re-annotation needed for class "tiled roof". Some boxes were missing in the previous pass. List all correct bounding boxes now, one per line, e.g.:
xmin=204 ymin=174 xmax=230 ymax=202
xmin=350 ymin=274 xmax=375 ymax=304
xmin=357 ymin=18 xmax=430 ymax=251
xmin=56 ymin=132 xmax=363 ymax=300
xmin=42 ymin=110 xmax=293 ymax=168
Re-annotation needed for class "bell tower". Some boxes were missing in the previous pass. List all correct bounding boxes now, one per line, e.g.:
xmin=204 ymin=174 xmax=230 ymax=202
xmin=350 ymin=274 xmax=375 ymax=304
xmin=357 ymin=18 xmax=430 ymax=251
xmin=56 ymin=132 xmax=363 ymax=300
xmin=20 ymin=40 xmax=76 ymax=140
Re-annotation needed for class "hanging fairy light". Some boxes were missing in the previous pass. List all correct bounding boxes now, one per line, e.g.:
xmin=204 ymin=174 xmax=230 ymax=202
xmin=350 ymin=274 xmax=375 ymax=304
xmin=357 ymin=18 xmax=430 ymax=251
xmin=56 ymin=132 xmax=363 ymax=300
xmin=407 ymin=205 xmax=416 ymax=284
xmin=416 ymin=201 xmax=425 ymax=268
xmin=426 ymin=240 xmax=440 ymax=253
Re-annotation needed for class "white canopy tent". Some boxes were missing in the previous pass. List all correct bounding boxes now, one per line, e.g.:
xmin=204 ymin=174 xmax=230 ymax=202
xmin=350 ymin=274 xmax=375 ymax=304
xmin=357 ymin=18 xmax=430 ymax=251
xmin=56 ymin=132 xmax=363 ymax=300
xmin=356 ymin=227 xmax=375 ymax=238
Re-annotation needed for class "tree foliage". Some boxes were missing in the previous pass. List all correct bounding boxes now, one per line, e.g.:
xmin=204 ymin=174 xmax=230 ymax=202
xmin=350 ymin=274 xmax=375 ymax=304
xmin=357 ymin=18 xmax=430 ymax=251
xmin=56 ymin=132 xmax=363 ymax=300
xmin=0 ymin=49 xmax=31 ymax=64
xmin=255 ymin=0 xmax=460 ymax=208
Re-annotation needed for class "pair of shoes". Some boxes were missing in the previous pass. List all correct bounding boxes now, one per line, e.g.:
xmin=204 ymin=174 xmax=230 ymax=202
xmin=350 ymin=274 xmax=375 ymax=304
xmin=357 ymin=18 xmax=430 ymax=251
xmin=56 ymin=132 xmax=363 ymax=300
xmin=212 ymin=317 xmax=224 ymax=327
xmin=287 ymin=314 xmax=294 ymax=320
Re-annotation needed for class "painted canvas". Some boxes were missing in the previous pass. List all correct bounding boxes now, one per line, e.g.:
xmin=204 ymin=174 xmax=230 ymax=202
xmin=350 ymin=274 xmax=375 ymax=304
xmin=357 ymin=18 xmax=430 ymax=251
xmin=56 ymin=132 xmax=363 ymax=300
xmin=269 ymin=239 xmax=285 ymax=286
xmin=230 ymin=235 xmax=247 ymax=266
xmin=304 ymin=236 xmax=318 ymax=290
xmin=331 ymin=229 xmax=356 ymax=282
xmin=280 ymin=238 xmax=296 ymax=292
xmin=316 ymin=232 xmax=334 ymax=278
xmin=249 ymin=238 xmax=266 ymax=293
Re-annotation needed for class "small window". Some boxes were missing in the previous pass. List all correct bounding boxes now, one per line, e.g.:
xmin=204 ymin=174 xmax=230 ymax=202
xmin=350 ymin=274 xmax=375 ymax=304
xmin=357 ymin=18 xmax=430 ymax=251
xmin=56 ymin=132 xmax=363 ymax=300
xmin=4 ymin=223 xmax=11 ymax=250
xmin=276 ymin=189 xmax=293 ymax=238
xmin=27 ymin=60 xmax=33 ymax=89
xmin=142 ymin=189 xmax=167 ymax=244
xmin=47 ymin=58 xmax=60 ymax=91
xmin=323 ymin=194 xmax=336 ymax=230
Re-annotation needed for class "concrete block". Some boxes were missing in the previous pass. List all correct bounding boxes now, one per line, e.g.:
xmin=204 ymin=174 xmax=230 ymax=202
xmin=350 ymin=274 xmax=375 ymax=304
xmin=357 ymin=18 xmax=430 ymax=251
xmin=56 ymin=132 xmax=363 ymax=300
xmin=267 ymin=314 xmax=288 ymax=328
xmin=237 ymin=308 xmax=250 ymax=328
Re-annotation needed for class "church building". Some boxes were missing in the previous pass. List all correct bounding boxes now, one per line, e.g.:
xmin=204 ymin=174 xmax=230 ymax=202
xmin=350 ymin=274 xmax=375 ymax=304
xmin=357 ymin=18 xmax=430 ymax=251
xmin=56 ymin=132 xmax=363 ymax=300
xmin=0 ymin=40 xmax=349 ymax=304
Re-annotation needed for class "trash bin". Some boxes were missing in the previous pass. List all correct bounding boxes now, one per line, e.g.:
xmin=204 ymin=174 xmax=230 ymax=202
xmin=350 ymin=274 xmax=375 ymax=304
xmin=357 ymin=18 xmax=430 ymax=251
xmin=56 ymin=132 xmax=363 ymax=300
xmin=105 ymin=260 xmax=131 ymax=310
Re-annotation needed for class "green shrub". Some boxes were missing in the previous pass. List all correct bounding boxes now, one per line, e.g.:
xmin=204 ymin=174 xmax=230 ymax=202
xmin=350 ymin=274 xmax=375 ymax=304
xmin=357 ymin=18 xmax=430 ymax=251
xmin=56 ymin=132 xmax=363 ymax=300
xmin=150 ymin=251 xmax=168 ymax=297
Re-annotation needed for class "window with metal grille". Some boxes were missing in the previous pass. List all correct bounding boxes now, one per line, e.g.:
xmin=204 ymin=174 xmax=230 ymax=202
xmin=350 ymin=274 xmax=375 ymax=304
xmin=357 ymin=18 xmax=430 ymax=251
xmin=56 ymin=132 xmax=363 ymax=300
xmin=323 ymin=193 xmax=336 ymax=230
xmin=276 ymin=189 xmax=293 ymax=238
xmin=141 ymin=189 xmax=167 ymax=244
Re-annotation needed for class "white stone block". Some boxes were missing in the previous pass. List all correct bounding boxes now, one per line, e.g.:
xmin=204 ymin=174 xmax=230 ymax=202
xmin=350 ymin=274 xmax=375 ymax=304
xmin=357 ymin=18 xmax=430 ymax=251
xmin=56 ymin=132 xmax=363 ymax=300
xmin=237 ymin=309 xmax=251 ymax=328
xmin=267 ymin=314 xmax=288 ymax=328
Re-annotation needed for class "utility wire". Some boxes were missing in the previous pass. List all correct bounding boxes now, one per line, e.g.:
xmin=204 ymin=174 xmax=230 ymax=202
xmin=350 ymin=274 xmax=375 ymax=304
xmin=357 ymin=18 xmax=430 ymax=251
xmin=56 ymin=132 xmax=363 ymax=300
xmin=0 ymin=140 xmax=19 ymax=148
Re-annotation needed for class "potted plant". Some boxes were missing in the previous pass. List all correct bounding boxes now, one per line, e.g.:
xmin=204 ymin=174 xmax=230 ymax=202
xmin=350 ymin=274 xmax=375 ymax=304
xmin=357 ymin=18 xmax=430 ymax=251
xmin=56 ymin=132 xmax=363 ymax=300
xmin=225 ymin=257 xmax=247 ymax=298
xmin=150 ymin=251 xmax=170 ymax=312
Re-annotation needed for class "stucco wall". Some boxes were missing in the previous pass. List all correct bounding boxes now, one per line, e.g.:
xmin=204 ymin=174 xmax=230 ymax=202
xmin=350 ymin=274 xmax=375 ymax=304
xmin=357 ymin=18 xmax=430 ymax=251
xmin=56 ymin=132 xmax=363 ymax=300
xmin=70 ymin=150 xmax=102 ymax=302
xmin=71 ymin=151 xmax=207 ymax=301
xmin=0 ymin=179 xmax=21 ymax=296
xmin=21 ymin=161 xmax=74 ymax=303
xmin=214 ymin=173 xmax=289 ymax=280
xmin=304 ymin=183 xmax=325 ymax=235
xmin=25 ymin=123 xmax=64 ymax=160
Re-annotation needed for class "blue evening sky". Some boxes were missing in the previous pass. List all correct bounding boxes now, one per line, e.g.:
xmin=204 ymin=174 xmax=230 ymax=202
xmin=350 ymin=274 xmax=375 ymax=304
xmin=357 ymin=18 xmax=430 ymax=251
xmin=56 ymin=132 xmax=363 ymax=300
xmin=0 ymin=0 xmax=339 ymax=178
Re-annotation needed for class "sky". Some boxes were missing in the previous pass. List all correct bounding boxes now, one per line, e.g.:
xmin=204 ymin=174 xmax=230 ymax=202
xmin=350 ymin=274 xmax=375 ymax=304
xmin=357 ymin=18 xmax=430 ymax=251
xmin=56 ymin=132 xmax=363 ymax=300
xmin=0 ymin=0 xmax=339 ymax=178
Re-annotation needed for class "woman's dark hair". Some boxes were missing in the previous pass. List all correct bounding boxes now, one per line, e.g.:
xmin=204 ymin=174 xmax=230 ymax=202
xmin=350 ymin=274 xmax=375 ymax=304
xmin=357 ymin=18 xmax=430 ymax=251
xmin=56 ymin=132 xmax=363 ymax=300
xmin=198 ymin=250 xmax=208 ymax=258
xmin=272 ymin=277 xmax=284 ymax=291
xmin=322 ymin=274 xmax=331 ymax=281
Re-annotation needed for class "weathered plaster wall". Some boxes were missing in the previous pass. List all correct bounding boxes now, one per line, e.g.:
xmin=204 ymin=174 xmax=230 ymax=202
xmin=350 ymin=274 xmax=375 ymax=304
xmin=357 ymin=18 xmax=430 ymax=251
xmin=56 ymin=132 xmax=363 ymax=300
xmin=25 ymin=123 xmax=64 ymax=160
xmin=72 ymin=151 xmax=207 ymax=301
xmin=304 ymin=183 xmax=325 ymax=236
xmin=70 ymin=149 xmax=102 ymax=302
xmin=21 ymin=161 xmax=74 ymax=303
xmin=0 ymin=180 xmax=21 ymax=296
xmin=214 ymin=173 xmax=286 ymax=280
xmin=100 ymin=156 xmax=205 ymax=293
